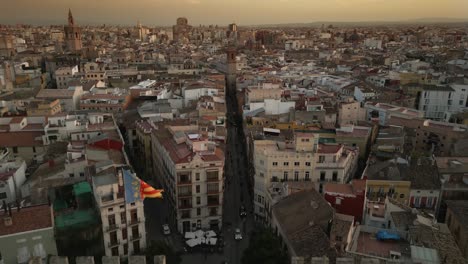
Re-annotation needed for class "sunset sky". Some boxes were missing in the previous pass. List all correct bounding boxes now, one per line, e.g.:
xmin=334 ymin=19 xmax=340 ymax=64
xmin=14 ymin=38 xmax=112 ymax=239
xmin=1 ymin=0 xmax=467 ymax=26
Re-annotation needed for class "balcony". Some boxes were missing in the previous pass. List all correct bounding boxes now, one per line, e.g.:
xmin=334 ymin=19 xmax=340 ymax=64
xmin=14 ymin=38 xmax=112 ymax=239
xmin=130 ymin=233 xmax=142 ymax=241
xmin=106 ymin=224 xmax=119 ymax=232
xmin=207 ymin=189 xmax=220 ymax=194
xmin=108 ymin=240 xmax=120 ymax=247
xmin=207 ymin=200 xmax=220 ymax=206
xmin=178 ymin=192 xmax=192 ymax=197
xmin=181 ymin=210 xmax=191 ymax=219
xmin=206 ymin=177 xmax=219 ymax=182
xmin=177 ymin=180 xmax=192 ymax=185
xmin=179 ymin=203 xmax=192 ymax=209
xmin=128 ymin=218 xmax=141 ymax=226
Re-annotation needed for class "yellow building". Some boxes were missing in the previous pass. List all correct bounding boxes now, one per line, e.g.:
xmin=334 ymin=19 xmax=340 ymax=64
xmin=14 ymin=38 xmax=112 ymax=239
xmin=27 ymin=99 xmax=62 ymax=116
xmin=363 ymin=159 xmax=411 ymax=205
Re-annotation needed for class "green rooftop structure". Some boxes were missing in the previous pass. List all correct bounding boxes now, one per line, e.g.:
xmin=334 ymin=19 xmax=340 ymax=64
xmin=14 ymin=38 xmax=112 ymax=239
xmin=53 ymin=199 xmax=68 ymax=211
xmin=55 ymin=209 xmax=98 ymax=230
xmin=73 ymin=181 xmax=92 ymax=196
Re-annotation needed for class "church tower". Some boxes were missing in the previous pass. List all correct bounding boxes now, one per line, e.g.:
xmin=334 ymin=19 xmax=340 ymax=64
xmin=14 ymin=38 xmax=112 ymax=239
xmin=64 ymin=9 xmax=82 ymax=52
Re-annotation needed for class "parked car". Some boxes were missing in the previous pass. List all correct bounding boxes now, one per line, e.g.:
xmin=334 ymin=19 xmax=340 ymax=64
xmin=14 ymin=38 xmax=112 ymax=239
xmin=162 ymin=224 xmax=171 ymax=235
xmin=234 ymin=228 xmax=243 ymax=240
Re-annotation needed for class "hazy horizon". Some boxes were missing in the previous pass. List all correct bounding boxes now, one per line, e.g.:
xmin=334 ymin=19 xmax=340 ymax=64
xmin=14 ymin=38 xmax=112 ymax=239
xmin=0 ymin=0 xmax=467 ymax=26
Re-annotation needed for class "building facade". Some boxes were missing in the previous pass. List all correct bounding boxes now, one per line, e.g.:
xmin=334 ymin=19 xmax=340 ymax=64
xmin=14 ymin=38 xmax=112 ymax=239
xmin=151 ymin=125 xmax=224 ymax=233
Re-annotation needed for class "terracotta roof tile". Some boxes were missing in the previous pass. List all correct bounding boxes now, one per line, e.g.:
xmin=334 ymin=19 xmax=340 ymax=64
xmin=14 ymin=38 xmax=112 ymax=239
xmin=0 ymin=205 xmax=52 ymax=236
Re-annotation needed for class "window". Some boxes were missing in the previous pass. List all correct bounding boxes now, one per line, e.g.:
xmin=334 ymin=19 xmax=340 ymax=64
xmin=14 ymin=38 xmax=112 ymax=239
xmin=283 ymin=172 xmax=288 ymax=181
xmin=195 ymin=173 xmax=200 ymax=181
xmin=32 ymin=146 xmax=36 ymax=153
xmin=196 ymin=185 xmax=200 ymax=193
xmin=294 ymin=162 xmax=300 ymax=166
xmin=123 ymin=243 xmax=128 ymax=255
xmin=305 ymin=162 xmax=311 ymax=167
xmin=318 ymin=156 xmax=325 ymax=163
xmin=320 ymin=172 xmax=326 ymax=181
xmin=335 ymin=236 xmax=342 ymax=242
xmin=111 ymin=247 xmax=119 ymax=256
xmin=283 ymin=162 xmax=289 ymax=166
xmin=79 ymin=172 xmax=85 ymax=177
xmin=294 ymin=171 xmax=299 ymax=181
xmin=121 ymin=212 xmax=126 ymax=224
xmin=13 ymin=147 xmax=18 ymax=154
xmin=207 ymin=183 xmax=219 ymax=193
xmin=272 ymin=162 xmax=278 ymax=166
xmin=133 ymin=240 xmax=140 ymax=254
xmin=399 ymin=194 xmax=405 ymax=199
xmin=335 ymin=198 xmax=341 ymax=205
xmin=197 ymin=208 xmax=201 ymax=216
xmin=305 ymin=172 xmax=310 ymax=181
xmin=332 ymin=172 xmax=338 ymax=182
xmin=108 ymin=214 xmax=116 ymax=226
xmin=122 ymin=228 xmax=127 ymax=240
xmin=272 ymin=176 xmax=279 ymax=182
xmin=0 ymin=192 xmax=6 ymax=199
xmin=196 ymin=197 xmax=201 ymax=205
xmin=108 ymin=207 xmax=114 ymax=212
xmin=69 ymin=173 xmax=74 ymax=178
xmin=259 ymin=172 xmax=264 ymax=178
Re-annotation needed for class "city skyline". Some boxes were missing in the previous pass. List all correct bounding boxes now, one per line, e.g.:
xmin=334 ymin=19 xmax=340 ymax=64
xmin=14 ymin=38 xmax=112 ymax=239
xmin=1 ymin=0 xmax=468 ymax=26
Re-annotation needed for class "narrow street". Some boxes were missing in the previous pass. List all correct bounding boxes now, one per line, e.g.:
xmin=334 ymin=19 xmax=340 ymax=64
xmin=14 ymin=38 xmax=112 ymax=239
xmin=143 ymin=82 xmax=253 ymax=264
xmin=221 ymin=83 xmax=254 ymax=264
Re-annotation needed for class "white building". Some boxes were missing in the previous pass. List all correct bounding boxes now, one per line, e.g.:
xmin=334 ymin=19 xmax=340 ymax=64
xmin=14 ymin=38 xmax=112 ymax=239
xmin=354 ymin=86 xmax=377 ymax=103
xmin=245 ymin=99 xmax=295 ymax=116
xmin=183 ymin=83 xmax=219 ymax=106
xmin=92 ymin=168 xmax=147 ymax=256
xmin=152 ymin=125 xmax=224 ymax=233
xmin=417 ymin=84 xmax=468 ymax=121
xmin=55 ymin=65 xmax=79 ymax=89
xmin=364 ymin=38 xmax=382 ymax=50
xmin=0 ymin=158 xmax=26 ymax=204
xmin=365 ymin=102 xmax=424 ymax=126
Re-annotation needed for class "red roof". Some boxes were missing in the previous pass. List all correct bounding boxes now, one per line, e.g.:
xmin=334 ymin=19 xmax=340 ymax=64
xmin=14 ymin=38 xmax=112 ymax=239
xmin=317 ymin=144 xmax=342 ymax=154
xmin=0 ymin=205 xmax=53 ymax=236
xmin=0 ymin=131 xmax=44 ymax=147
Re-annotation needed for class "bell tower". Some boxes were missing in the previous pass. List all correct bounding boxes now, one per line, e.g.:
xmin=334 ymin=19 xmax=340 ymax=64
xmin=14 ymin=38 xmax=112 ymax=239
xmin=64 ymin=9 xmax=83 ymax=52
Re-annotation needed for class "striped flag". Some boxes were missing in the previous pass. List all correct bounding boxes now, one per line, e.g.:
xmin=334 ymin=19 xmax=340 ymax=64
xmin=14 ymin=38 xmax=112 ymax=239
xmin=123 ymin=169 xmax=163 ymax=203
xmin=140 ymin=179 xmax=163 ymax=199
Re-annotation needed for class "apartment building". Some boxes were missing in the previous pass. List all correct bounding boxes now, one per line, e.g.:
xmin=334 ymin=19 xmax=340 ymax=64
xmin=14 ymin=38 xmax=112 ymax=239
xmin=91 ymin=167 xmax=146 ymax=257
xmin=55 ymin=65 xmax=79 ymax=89
xmin=80 ymin=90 xmax=131 ymax=113
xmin=26 ymin=99 xmax=62 ymax=116
xmin=417 ymin=84 xmax=468 ymax=121
xmin=151 ymin=125 xmax=224 ymax=233
xmin=0 ymin=157 xmax=26 ymax=204
xmin=0 ymin=205 xmax=58 ymax=264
